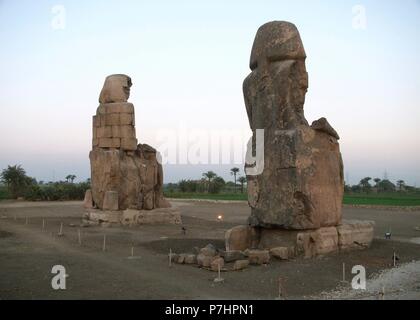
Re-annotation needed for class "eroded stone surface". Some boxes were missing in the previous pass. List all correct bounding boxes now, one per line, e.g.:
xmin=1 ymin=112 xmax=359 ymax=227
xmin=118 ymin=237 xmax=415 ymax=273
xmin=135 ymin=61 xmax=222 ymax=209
xmin=120 ymin=208 xmax=181 ymax=225
xmin=90 ymin=145 xmax=170 ymax=211
xmin=269 ymin=247 xmax=290 ymax=260
xmin=258 ymin=228 xmax=299 ymax=249
xmin=83 ymin=189 xmax=93 ymax=209
xmin=245 ymin=249 xmax=270 ymax=265
xmin=83 ymin=209 xmax=121 ymax=226
xmin=296 ymin=227 xmax=339 ymax=258
xmin=233 ymin=260 xmax=250 ymax=271
xmin=337 ymin=220 xmax=375 ymax=250
xmin=219 ymin=250 xmax=245 ymax=263
xmin=225 ymin=225 xmax=259 ymax=251
xmin=224 ymin=221 xmax=373 ymax=260
xmin=311 ymin=117 xmax=340 ymax=140
xmin=184 ymin=254 xmax=197 ymax=265
xmin=200 ymin=244 xmax=217 ymax=257
xmin=89 ymin=75 xmax=172 ymax=215
xmin=244 ymin=21 xmax=344 ymax=230
xmin=197 ymin=254 xmax=215 ymax=268
xmin=99 ymin=74 xmax=132 ymax=104
xmin=102 ymin=191 xmax=119 ymax=211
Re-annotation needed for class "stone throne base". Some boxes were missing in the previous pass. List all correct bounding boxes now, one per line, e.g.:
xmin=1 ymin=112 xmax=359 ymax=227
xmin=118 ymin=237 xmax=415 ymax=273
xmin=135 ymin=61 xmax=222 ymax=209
xmin=83 ymin=207 xmax=182 ymax=227
xmin=225 ymin=220 xmax=375 ymax=259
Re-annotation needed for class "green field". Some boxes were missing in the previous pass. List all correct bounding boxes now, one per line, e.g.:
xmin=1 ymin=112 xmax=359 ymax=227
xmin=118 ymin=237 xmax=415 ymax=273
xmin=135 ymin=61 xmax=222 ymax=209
xmin=343 ymin=193 xmax=420 ymax=206
xmin=2 ymin=186 xmax=419 ymax=206
xmin=165 ymin=192 xmax=420 ymax=207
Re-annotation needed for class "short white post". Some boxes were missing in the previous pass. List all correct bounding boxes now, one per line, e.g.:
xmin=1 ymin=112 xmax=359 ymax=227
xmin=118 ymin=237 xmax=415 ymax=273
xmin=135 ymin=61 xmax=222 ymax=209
xmin=169 ymin=248 xmax=172 ymax=267
xmin=214 ymin=260 xmax=224 ymax=283
xmin=131 ymin=246 xmax=134 ymax=257
xmin=393 ymin=252 xmax=396 ymax=267
xmin=342 ymin=262 xmax=346 ymax=282
xmin=42 ymin=219 xmax=45 ymax=231
xmin=102 ymin=234 xmax=107 ymax=252
xmin=78 ymin=229 xmax=82 ymax=246
xmin=278 ymin=278 xmax=283 ymax=299
xmin=58 ymin=222 xmax=63 ymax=236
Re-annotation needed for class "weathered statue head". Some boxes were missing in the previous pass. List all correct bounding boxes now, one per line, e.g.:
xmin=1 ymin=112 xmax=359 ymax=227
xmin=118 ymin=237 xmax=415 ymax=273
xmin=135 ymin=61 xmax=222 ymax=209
xmin=244 ymin=21 xmax=309 ymax=130
xmin=250 ymin=21 xmax=306 ymax=70
xmin=99 ymin=74 xmax=132 ymax=103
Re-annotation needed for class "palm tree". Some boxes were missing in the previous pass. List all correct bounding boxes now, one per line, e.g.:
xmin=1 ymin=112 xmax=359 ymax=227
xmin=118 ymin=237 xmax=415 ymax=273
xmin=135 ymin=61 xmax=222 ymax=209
xmin=238 ymin=176 xmax=247 ymax=193
xmin=1 ymin=165 xmax=28 ymax=199
xmin=65 ymin=174 xmax=76 ymax=183
xmin=202 ymin=171 xmax=217 ymax=193
xmin=373 ymin=178 xmax=381 ymax=187
xmin=396 ymin=180 xmax=405 ymax=191
xmin=359 ymin=177 xmax=372 ymax=193
xmin=230 ymin=167 xmax=240 ymax=192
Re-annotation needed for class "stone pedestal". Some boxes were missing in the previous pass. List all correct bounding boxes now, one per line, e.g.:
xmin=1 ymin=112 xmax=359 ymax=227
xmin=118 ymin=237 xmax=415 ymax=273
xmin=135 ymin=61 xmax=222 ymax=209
xmin=84 ymin=207 xmax=181 ymax=227
xmin=225 ymin=220 xmax=375 ymax=259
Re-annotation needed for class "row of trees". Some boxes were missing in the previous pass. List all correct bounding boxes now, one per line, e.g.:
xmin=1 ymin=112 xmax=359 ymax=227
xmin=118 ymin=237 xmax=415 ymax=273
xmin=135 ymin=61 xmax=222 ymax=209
xmin=5 ymin=164 xmax=415 ymax=200
xmin=166 ymin=168 xmax=248 ymax=194
xmin=0 ymin=164 xmax=248 ymax=200
xmin=229 ymin=167 xmax=247 ymax=193
xmin=345 ymin=177 xmax=418 ymax=194
xmin=0 ymin=165 xmax=90 ymax=201
xmin=169 ymin=170 xmax=419 ymax=196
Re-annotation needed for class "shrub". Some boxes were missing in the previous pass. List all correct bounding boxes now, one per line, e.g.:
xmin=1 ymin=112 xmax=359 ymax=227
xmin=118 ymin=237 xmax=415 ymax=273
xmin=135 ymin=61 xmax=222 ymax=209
xmin=0 ymin=185 xmax=11 ymax=200
xmin=24 ymin=181 xmax=90 ymax=201
xmin=179 ymin=179 xmax=200 ymax=193
xmin=209 ymin=176 xmax=225 ymax=194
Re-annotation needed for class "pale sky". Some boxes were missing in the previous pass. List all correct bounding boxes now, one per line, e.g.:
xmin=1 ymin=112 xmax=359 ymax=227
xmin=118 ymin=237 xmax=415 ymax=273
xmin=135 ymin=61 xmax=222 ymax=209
xmin=0 ymin=0 xmax=419 ymax=185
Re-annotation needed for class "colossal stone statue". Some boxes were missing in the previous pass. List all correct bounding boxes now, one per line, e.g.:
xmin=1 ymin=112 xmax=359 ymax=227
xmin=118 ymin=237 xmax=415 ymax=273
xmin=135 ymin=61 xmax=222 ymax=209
xmin=225 ymin=21 xmax=373 ymax=260
xmin=243 ymin=21 xmax=344 ymax=230
xmin=84 ymin=74 xmax=180 ymax=226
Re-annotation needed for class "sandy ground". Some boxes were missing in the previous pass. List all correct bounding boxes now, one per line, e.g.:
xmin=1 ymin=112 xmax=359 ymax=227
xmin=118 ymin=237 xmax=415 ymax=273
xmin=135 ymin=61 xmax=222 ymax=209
xmin=0 ymin=200 xmax=419 ymax=300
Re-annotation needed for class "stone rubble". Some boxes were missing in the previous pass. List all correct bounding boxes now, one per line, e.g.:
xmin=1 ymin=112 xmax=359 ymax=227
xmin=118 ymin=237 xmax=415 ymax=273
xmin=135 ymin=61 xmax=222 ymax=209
xmin=233 ymin=260 xmax=250 ymax=271
xmin=269 ymin=247 xmax=290 ymax=260
xmin=244 ymin=249 xmax=270 ymax=265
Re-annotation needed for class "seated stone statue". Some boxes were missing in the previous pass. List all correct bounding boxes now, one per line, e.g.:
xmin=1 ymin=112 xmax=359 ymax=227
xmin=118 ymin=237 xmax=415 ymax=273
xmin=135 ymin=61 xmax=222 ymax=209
xmin=243 ymin=21 xmax=344 ymax=230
